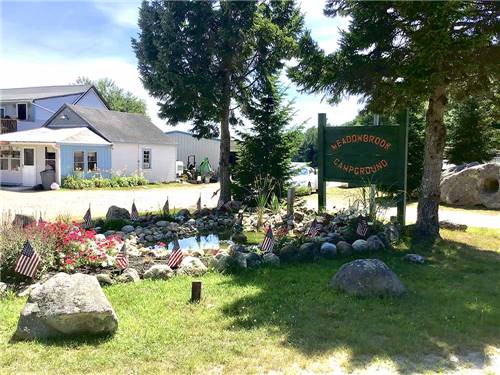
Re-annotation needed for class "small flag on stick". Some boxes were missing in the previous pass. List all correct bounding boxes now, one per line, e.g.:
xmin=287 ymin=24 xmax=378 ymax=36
xmin=356 ymin=216 xmax=369 ymax=237
xmin=115 ymin=243 xmax=129 ymax=269
xmin=167 ymin=238 xmax=183 ymax=269
xmin=83 ymin=204 xmax=92 ymax=228
xmin=163 ymin=197 xmax=170 ymax=216
xmin=306 ymin=218 xmax=321 ymax=237
xmin=260 ymin=226 xmax=275 ymax=253
xmin=196 ymin=194 xmax=202 ymax=211
xmin=14 ymin=241 xmax=41 ymax=278
xmin=130 ymin=201 xmax=139 ymax=221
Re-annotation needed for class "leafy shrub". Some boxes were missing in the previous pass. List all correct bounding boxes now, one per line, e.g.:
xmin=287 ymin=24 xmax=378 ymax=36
xmin=62 ymin=174 xmax=148 ymax=189
xmin=96 ymin=218 xmax=130 ymax=231
xmin=0 ymin=221 xmax=122 ymax=282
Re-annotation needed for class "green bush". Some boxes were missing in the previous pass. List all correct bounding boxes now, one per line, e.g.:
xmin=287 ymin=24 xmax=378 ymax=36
xmin=62 ymin=174 xmax=149 ymax=189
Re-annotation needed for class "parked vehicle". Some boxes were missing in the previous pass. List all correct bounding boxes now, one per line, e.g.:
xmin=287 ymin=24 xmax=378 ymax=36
xmin=290 ymin=162 xmax=318 ymax=194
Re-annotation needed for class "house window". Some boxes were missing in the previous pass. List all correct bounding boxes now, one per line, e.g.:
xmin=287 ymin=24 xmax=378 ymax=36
xmin=0 ymin=108 xmax=5 ymax=118
xmin=45 ymin=147 xmax=56 ymax=170
xmin=87 ymin=152 xmax=97 ymax=171
xmin=74 ymin=151 xmax=84 ymax=171
xmin=24 ymin=149 xmax=34 ymax=166
xmin=0 ymin=150 xmax=8 ymax=170
xmin=142 ymin=149 xmax=151 ymax=169
xmin=11 ymin=150 xmax=21 ymax=171
xmin=17 ymin=103 xmax=27 ymax=120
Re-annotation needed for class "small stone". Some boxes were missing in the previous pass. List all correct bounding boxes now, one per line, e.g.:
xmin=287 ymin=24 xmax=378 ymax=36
xmin=118 ymin=268 xmax=141 ymax=283
xmin=0 ymin=282 xmax=8 ymax=297
xmin=246 ymin=252 xmax=262 ymax=268
xmin=262 ymin=252 xmax=280 ymax=266
xmin=211 ymin=252 xmax=232 ymax=272
xmin=95 ymin=273 xmax=114 ymax=286
xmin=143 ymin=265 xmax=173 ymax=280
xmin=336 ymin=241 xmax=353 ymax=256
xmin=352 ymin=239 xmax=368 ymax=253
xmin=278 ymin=244 xmax=299 ymax=262
xmin=156 ymin=221 xmax=168 ymax=227
xmin=320 ymin=242 xmax=337 ymax=259
xmin=176 ymin=256 xmax=208 ymax=276
xmin=404 ymin=253 xmax=426 ymax=264
xmin=232 ymin=252 xmax=248 ymax=268
xmin=298 ymin=242 xmax=318 ymax=261
xmin=366 ymin=235 xmax=385 ymax=251
xmin=121 ymin=225 xmax=135 ymax=234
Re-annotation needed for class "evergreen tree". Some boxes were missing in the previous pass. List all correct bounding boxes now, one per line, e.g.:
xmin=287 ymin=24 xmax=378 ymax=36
xmin=289 ymin=1 xmax=499 ymax=239
xmin=132 ymin=1 xmax=303 ymax=202
xmin=446 ymin=97 xmax=499 ymax=164
xmin=233 ymin=77 xmax=301 ymax=200
xmin=294 ymin=127 xmax=318 ymax=167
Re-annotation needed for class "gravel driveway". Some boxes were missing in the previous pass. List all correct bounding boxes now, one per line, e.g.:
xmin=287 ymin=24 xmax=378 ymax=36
xmin=0 ymin=183 xmax=221 ymax=221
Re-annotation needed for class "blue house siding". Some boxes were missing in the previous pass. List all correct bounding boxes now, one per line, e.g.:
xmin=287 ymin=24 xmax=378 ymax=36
xmin=60 ymin=145 xmax=112 ymax=179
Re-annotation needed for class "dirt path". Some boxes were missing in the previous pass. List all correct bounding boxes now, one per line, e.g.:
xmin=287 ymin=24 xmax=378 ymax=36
xmin=0 ymin=183 xmax=221 ymax=221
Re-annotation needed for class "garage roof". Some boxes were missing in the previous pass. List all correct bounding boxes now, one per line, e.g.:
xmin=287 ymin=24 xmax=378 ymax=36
xmin=0 ymin=127 xmax=110 ymax=145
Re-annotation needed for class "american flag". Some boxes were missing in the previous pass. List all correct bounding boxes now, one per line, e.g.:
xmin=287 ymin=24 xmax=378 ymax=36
xmin=306 ymin=219 xmax=321 ymax=237
xmin=130 ymin=201 xmax=139 ymax=221
xmin=167 ymin=239 xmax=183 ymax=268
xmin=196 ymin=194 xmax=201 ymax=211
xmin=260 ymin=226 xmax=274 ymax=253
xmin=83 ymin=205 xmax=92 ymax=228
xmin=163 ymin=197 xmax=170 ymax=216
xmin=216 ymin=196 xmax=224 ymax=210
xmin=356 ymin=216 xmax=369 ymax=237
xmin=115 ymin=243 xmax=129 ymax=269
xmin=14 ymin=241 xmax=41 ymax=278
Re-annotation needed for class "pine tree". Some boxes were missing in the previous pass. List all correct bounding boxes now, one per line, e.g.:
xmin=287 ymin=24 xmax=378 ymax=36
xmin=233 ymin=77 xmax=301 ymax=200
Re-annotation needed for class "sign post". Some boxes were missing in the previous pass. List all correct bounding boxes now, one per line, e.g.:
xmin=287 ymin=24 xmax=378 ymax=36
xmin=317 ymin=111 xmax=408 ymax=225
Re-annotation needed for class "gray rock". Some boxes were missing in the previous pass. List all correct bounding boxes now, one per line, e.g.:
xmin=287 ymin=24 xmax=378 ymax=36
xmin=278 ymin=243 xmax=299 ymax=262
xmin=232 ymin=252 xmax=248 ymax=268
xmin=329 ymin=259 xmax=406 ymax=297
xmin=176 ymin=256 xmax=208 ymax=276
xmin=17 ymin=283 xmax=41 ymax=297
xmin=232 ymin=232 xmax=247 ymax=244
xmin=336 ymin=241 xmax=353 ymax=256
xmin=440 ymin=162 xmax=500 ymax=209
xmin=211 ymin=252 xmax=232 ymax=272
xmin=0 ymin=282 xmax=8 ymax=297
xmin=95 ymin=273 xmax=114 ymax=286
xmin=404 ymin=253 xmax=426 ymax=264
xmin=176 ymin=209 xmax=190 ymax=218
xmin=326 ymin=233 xmax=342 ymax=244
xmin=118 ymin=268 xmax=141 ymax=283
xmin=262 ymin=252 xmax=280 ymax=266
xmin=12 ymin=214 xmax=36 ymax=228
xmin=320 ymin=242 xmax=337 ymax=259
xmin=246 ymin=252 xmax=262 ymax=268
xmin=14 ymin=273 xmax=118 ymax=340
xmin=352 ymin=239 xmax=368 ymax=253
xmin=143 ymin=265 xmax=173 ymax=280
xmin=106 ymin=206 xmax=130 ymax=220
xmin=156 ymin=221 xmax=168 ymax=227
xmin=103 ymin=230 xmax=116 ymax=237
xmin=121 ymin=225 xmax=135 ymax=234
xmin=366 ymin=235 xmax=386 ymax=251
xmin=298 ymin=242 xmax=318 ymax=260
xmin=384 ymin=224 xmax=400 ymax=244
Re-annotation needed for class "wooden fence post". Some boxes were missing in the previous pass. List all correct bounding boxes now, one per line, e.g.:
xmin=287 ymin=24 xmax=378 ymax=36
xmin=191 ymin=281 xmax=202 ymax=303
xmin=287 ymin=187 xmax=295 ymax=218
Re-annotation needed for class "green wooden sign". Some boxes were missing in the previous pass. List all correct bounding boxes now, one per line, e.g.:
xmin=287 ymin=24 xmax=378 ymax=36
xmin=317 ymin=112 xmax=408 ymax=224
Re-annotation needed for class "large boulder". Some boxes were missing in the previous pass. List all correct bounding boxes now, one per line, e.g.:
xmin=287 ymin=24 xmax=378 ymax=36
xmin=176 ymin=256 xmax=208 ymax=276
xmin=143 ymin=265 xmax=173 ymax=280
xmin=329 ymin=259 xmax=406 ymax=297
xmin=262 ymin=252 xmax=280 ymax=266
xmin=440 ymin=163 xmax=500 ymax=209
xmin=14 ymin=273 xmax=118 ymax=340
xmin=211 ymin=252 xmax=232 ymax=272
xmin=106 ymin=206 xmax=131 ymax=220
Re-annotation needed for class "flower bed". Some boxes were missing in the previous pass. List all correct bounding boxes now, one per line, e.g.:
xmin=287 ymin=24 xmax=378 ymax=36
xmin=61 ymin=174 xmax=148 ymax=189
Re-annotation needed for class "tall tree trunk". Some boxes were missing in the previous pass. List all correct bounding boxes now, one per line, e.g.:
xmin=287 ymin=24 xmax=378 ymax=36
xmin=219 ymin=69 xmax=232 ymax=203
xmin=415 ymin=85 xmax=448 ymax=240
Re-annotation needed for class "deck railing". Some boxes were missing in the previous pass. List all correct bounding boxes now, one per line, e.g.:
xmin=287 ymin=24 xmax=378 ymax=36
xmin=0 ymin=119 xmax=17 ymax=134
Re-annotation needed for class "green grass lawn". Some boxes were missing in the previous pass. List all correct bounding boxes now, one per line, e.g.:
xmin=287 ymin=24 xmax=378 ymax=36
xmin=1 ymin=228 xmax=499 ymax=374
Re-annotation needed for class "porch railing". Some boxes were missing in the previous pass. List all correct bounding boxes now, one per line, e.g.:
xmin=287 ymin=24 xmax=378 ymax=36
xmin=0 ymin=119 xmax=17 ymax=134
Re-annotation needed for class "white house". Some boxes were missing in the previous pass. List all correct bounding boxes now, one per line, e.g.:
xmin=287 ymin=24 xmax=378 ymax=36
xmin=0 ymin=85 xmax=108 ymax=132
xmin=0 ymin=104 xmax=177 ymax=187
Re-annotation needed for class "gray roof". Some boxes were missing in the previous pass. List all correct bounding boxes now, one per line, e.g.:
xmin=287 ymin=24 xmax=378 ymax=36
xmin=54 ymin=104 xmax=175 ymax=145
xmin=0 ymin=85 xmax=91 ymax=101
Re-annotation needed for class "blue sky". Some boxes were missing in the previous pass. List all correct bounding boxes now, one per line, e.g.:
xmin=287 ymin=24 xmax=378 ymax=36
xmin=0 ymin=0 xmax=362 ymax=131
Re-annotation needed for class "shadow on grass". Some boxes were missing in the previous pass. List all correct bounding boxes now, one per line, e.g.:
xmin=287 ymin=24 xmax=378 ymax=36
xmin=220 ymin=237 xmax=500 ymax=373
xmin=9 ymin=332 xmax=115 ymax=346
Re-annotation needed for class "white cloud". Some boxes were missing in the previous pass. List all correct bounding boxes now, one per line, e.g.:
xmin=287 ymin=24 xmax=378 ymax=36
xmin=92 ymin=0 xmax=141 ymax=28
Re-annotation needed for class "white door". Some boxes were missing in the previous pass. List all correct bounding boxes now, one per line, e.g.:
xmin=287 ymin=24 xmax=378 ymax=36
xmin=22 ymin=148 xmax=36 ymax=187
